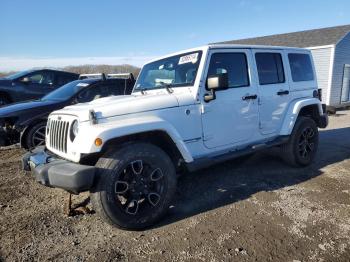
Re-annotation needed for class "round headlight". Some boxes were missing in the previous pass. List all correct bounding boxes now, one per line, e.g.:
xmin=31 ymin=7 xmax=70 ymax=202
xmin=70 ymin=120 xmax=79 ymax=141
xmin=72 ymin=120 xmax=79 ymax=136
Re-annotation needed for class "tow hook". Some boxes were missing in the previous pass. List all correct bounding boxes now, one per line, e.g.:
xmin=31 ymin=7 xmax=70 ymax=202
xmin=64 ymin=193 xmax=93 ymax=216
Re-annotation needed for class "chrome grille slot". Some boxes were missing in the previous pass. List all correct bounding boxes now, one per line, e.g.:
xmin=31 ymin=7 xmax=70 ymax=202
xmin=48 ymin=119 xmax=69 ymax=153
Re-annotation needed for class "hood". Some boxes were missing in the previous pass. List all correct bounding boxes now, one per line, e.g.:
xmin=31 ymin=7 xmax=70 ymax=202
xmin=0 ymin=99 xmax=58 ymax=117
xmin=54 ymin=93 xmax=180 ymax=122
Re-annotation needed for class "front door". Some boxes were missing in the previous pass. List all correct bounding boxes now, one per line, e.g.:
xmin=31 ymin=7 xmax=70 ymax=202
xmin=252 ymin=50 xmax=290 ymax=135
xmin=201 ymin=49 xmax=259 ymax=149
xmin=19 ymin=71 xmax=55 ymax=100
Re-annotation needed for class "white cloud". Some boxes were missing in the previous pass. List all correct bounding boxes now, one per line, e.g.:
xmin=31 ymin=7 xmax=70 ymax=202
xmin=0 ymin=56 xmax=156 ymax=72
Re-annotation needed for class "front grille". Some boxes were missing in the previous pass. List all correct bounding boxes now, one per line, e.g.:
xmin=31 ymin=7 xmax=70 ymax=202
xmin=48 ymin=119 xmax=70 ymax=153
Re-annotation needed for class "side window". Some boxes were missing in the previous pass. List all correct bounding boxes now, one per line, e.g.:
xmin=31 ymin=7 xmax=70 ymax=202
xmin=23 ymin=71 xmax=54 ymax=85
xmin=255 ymin=53 xmax=285 ymax=85
xmin=288 ymin=53 xmax=314 ymax=82
xmin=56 ymin=74 xmax=76 ymax=86
xmin=77 ymin=85 xmax=108 ymax=103
xmin=207 ymin=53 xmax=249 ymax=88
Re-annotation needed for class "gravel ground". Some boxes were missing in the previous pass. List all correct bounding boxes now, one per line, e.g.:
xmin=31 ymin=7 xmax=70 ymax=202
xmin=0 ymin=111 xmax=349 ymax=261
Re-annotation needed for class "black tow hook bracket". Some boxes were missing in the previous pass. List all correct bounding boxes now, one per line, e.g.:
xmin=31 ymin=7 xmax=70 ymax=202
xmin=64 ymin=193 xmax=93 ymax=217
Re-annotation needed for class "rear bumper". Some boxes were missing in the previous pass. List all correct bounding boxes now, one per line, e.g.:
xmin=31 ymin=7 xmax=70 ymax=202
xmin=318 ymin=113 xmax=328 ymax=128
xmin=318 ymin=104 xmax=328 ymax=128
xmin=22 ymin=147 xmax=95 ymax=194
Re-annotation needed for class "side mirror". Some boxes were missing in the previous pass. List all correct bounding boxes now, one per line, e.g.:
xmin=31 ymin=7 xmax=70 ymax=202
xmin=207 ymin=73 xmax=229 ymax=91
xmin=204 ymin=73 xmax=229 ymax=102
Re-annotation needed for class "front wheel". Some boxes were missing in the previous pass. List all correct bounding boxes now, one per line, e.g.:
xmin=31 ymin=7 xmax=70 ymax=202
xmin=24 ymin=122 xmax=47 ymax=149
xmin=90 ymin=142 xmax=177 ymax=230
xmin=281 ymin=117 xmax=319 ymax=167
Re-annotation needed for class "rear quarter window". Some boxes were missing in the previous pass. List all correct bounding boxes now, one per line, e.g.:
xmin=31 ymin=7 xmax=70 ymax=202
xmin=288 ymin=53 xmax=314 ymax=82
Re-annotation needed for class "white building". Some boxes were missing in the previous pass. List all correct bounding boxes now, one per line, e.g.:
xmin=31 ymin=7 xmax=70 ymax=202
xmin=219 ymin=25 xmax=350 ymax=109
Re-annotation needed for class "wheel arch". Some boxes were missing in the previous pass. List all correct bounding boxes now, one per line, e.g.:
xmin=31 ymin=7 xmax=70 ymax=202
xmin=20 ymin=119 xmax=47 ymax=149
xmin=100 ymin=130 xmax=188 ymax=171
xmin=280 ymin=98 xmax=324 ymax=136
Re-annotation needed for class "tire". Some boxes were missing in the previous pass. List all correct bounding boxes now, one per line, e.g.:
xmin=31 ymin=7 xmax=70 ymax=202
xmin=90 ymin=142 xmax=177 ymax=230
xmin=24 ymin=122 xmax=47 ymax=149
xmin=0 ymin=96 xmax=10 ymax=107
xmin=281 ymin=117 xmax=319 ymax=167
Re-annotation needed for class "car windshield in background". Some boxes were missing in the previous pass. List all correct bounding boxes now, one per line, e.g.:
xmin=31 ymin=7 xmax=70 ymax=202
xmin=134 ymin=51 xmax=202 ymax=91
xmin=42 ymin=80 xmax=89 ymax=101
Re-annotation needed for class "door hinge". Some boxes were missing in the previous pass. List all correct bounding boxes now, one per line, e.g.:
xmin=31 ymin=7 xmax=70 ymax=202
xmin=201 ymin=104 xmax=211 ymax=114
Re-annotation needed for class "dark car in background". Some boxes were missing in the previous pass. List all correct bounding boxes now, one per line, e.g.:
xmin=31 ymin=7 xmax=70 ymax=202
xmin=0 ymin=73 xmax=135 ymax=149
xmin=0 ymin=69 xmax=79 ymax=106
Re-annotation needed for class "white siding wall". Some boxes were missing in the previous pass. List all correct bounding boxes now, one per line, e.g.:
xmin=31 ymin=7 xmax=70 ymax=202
xmin=331 ymin=32 xmax=350 ymax=107
xmin=310 ymin=47 xmax=333 ymax=104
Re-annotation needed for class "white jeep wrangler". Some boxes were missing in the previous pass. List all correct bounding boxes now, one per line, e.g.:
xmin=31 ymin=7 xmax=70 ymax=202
xmin=23 ymin=44 xmax=328 ymax=230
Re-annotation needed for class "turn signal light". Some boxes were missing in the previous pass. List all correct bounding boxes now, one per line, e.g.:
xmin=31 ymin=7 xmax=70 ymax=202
xmin=95 ymin=138 xmax=103 ymax=147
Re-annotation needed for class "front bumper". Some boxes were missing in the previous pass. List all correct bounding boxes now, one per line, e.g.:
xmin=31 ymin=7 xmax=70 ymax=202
xmin=0 ymin=127 xmax=19 ymax=147
xmin=0 ymin=129 xmax=8 ymax=146
xmin=0 ymin=119 xmax=23 ymax=146
xmin=22 ymin=147 xmax=95 ymax=194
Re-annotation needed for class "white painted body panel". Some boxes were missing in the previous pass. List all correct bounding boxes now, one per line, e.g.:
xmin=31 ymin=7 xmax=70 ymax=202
xmin=45 ymin=44 xmax=325 ymax=164
xmin=200 ymin=48 xmax=259 ymax=148
xmin=251 ymin=49 xmax=291 ymax=135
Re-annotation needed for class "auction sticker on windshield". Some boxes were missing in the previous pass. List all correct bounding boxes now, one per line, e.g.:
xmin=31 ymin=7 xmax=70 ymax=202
xmin=179 ymin=53 xmax=199 ymax=65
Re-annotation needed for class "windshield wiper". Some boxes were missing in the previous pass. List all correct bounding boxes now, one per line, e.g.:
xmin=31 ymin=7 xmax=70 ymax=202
xmin=158 ymin=82 xmax=174 ymax=94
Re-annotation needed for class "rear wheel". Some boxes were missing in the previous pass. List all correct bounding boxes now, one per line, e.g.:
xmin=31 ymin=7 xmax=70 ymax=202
xmin=24 ymin=122 xmax=47 ymax=149
xmin=281 ymin=117 xmax=319 ymax=167
xmin=90 ymin=142 xmax=177 ymax=230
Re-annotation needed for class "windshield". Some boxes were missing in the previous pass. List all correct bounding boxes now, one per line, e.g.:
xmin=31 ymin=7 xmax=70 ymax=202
xmin=5 ymin=70 xmax=33 ymax=80
xmin=134 ymin=51 xmax=202 ymax=91
xmin=42 ymin=80 xmax=89 ymax=101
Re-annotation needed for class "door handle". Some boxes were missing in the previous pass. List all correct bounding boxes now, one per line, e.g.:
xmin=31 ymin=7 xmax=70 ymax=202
xmin=277 ymin=90 xmax=289 ymax=96
xmin=242 ymin=94 xmax=258 ymax=101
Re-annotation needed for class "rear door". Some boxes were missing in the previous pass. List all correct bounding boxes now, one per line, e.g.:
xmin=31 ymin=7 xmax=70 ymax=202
xmin=253 ymin=49 xmax=290 ymax=135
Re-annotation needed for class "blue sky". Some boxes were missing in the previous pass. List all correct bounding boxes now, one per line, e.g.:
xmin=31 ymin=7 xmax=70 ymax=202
xmin=0 ymin=0 xmax=349 ymax=71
